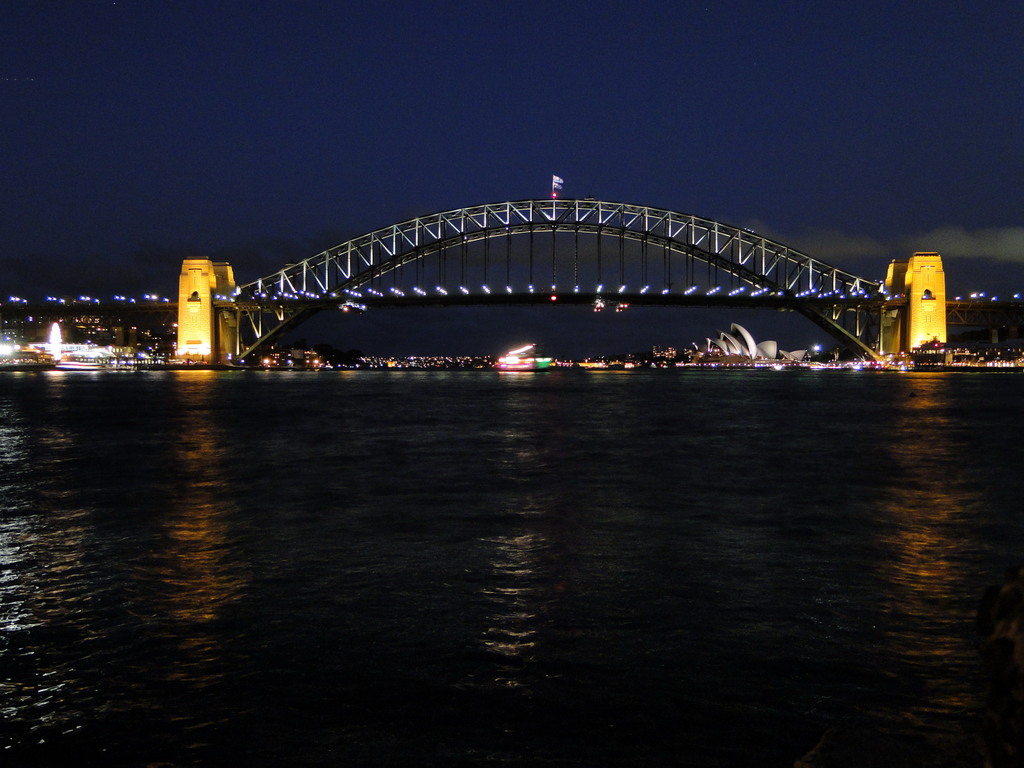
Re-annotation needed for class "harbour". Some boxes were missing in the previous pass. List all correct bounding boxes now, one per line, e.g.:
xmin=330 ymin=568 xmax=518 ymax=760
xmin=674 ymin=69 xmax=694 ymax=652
xmin=1 ymin=368 xmax=1018 ymax=766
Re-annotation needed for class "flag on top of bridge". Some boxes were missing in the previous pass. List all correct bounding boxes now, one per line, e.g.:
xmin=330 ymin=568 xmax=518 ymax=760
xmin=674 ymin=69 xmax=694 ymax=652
xmin=551 ymin=175 xmax=564 ymax=198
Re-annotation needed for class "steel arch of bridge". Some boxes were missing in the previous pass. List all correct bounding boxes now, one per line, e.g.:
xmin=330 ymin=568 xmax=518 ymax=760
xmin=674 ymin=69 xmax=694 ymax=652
xmin=233 ymin=199 xmax=885 ymax=359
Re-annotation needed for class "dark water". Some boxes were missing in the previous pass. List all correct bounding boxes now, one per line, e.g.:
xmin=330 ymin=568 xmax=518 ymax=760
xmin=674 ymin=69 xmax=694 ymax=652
xmin=1 ymin=368 xmax=1020 ymax=766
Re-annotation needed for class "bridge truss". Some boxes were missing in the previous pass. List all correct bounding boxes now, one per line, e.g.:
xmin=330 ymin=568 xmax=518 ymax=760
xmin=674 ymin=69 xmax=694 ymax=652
xmin=232 ymin=199 xmax=887 ymax=360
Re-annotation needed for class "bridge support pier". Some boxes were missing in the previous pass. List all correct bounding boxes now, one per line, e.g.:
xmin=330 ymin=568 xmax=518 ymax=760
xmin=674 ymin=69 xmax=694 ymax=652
xmin=176 ymin=258 xmax=237 ymax=363
xmin=882 ymin=252 xmax=946 ymax=354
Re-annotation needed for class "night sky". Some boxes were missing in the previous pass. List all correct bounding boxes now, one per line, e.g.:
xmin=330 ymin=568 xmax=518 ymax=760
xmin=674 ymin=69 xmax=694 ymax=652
xmin=3 ymin=1 xmax=1024 ymax=356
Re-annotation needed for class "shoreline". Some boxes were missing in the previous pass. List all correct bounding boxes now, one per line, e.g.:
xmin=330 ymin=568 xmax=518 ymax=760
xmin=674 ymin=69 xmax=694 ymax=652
xmin=3 ymin=361 xmax=1024 ymax=373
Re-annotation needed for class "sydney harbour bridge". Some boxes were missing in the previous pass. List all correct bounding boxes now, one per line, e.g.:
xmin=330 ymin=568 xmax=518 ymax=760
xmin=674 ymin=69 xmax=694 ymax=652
xmin=6 ymin=199 xmax=1024 ymax=363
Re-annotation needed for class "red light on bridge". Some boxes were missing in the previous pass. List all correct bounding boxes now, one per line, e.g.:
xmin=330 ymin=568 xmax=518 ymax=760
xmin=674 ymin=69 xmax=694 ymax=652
xmin=550 ymin=294 xmax=557 ymax=301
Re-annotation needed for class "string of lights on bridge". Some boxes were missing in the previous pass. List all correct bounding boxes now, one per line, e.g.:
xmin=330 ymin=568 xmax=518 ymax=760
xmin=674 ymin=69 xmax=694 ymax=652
xmin=6 ymin=285 xmax=1024 ymax=310
xmin=235 ymin=283 xmax=1024 ymax=307
xmin=7 ymin=287 xmax=1024 ymax=310
xmin=3 ymin=295 xmax=173 ymax=305
xmin=240 ymin=283 xmax=881 ymax=302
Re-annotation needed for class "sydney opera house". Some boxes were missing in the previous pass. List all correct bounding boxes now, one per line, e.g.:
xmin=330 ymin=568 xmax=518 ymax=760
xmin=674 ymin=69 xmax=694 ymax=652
xmin=702 ymin=323 xmax=806 ymax=363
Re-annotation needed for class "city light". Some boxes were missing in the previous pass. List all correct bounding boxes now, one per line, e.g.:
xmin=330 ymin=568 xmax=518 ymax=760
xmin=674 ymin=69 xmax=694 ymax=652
xmin=3 ymin=221 xmax=1020 ymax=370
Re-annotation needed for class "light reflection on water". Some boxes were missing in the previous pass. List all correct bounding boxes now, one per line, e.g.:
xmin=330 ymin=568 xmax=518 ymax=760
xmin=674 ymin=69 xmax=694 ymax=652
xmin=482 ymin=533 xmax=543 ymax=663
xmin=876 ymin=374 xmax=991 ymax=725
xmin=479 ymin=390 xmax=559 ymax=690
xmin=144 ymin=372 xmax=249 ymax=690
xmin=0 ymin=397 xmax=33 ymax=634
xmin=0 ymin=374 xmax=105 ymax=735
xmin=0 ymin=369 xmax=1020 ymax=766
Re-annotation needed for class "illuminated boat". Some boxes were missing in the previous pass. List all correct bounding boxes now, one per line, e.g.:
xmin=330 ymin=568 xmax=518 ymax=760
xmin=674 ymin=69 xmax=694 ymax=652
xmin=496 ymin=344 xmax=553 ymax=371
xmin=55 ymin=359 xmax=110 ymax=370
xmin=55 ymin=349 xmax=116 ymax=370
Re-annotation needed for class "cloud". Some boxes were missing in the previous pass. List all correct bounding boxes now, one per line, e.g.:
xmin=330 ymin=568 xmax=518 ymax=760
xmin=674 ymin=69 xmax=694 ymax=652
xmin=784 ymin=229 xmax=892 ymax=261
xmin=744 ymin=223 xmax=1024 ymax=286
xmin=737 ymin=219 xmax=890 ymax=261
xmin=754 ymin=225 xmax=1024 ymax=293
xmin=783 ymin=226 xmax=1024 ymax=264
xmin=897 ymin=227 xmax=1024 ymax=262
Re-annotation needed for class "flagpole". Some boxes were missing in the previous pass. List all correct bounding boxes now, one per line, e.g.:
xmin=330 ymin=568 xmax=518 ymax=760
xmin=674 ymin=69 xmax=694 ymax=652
xmin=551 ymin=175 xmax=563 ymax=199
